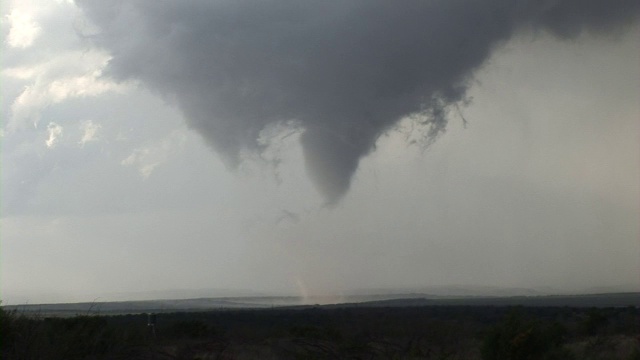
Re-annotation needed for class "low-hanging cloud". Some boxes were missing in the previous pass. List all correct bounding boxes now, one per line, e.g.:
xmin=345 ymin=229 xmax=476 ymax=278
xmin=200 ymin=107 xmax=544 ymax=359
xmin=76 ymin=0 xmax=639 ymax=204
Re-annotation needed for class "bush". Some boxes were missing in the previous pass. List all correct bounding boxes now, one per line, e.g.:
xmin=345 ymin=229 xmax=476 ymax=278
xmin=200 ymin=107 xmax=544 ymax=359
xmin=482 ymin=308 xmax=569 ymax=360
xmin=166 ymin=319 xmax=214 ymax=339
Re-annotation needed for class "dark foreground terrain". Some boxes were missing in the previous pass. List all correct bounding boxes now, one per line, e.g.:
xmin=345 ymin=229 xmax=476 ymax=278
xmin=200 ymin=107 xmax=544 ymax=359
xmin=2 ymin=302 xmax=639 ymax=359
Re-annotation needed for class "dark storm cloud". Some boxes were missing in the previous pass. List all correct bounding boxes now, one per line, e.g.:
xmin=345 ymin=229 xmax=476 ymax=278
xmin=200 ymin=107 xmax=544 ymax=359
xmin=76 ymin=0 xmax=639 ymax=204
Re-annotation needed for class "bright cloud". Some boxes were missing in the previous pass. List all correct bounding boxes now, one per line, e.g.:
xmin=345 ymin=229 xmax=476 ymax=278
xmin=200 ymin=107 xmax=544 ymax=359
xmin=78 ymin=120 xmax=101 ymax=146
xmin=4 ymin=50 xmax=132 ymax=132
xmin=5 ymin=9 xmax=41 ymax=48
xmin=45 ymin=122 xmax=63 ymax=148
xmin=121 ymin=131 xmax=187 ymax=179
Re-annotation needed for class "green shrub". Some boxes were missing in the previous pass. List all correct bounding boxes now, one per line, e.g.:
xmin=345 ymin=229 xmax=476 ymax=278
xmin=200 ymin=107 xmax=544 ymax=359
xmin=482 ymin=309 xmax=569 ymax=360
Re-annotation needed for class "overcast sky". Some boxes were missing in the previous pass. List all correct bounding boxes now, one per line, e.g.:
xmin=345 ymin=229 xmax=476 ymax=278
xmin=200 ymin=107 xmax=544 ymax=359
xmin=2 ymin=0 xmax=639 ymax=305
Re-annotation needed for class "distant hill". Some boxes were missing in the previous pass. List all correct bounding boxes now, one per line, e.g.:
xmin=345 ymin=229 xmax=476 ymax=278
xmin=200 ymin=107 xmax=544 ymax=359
xmin=326 ymin=292 xmax=640 ymax=309
xmin=3 ymin=292 xmax=638 ymax=316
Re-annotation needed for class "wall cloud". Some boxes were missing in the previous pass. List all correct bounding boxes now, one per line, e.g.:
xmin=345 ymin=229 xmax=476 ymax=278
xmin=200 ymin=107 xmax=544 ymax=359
xmin=77 ymin=0 xmax=639 ymax=204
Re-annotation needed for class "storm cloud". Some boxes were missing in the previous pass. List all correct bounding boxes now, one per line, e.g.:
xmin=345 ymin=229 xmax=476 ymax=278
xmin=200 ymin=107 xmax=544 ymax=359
xmin=76 ymin=0 xmax=639 ymax=204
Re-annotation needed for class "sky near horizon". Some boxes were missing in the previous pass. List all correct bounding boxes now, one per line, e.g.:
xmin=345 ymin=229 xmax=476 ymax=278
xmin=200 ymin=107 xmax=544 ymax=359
xmin=1 ymin=0 xmax=639 ymax=305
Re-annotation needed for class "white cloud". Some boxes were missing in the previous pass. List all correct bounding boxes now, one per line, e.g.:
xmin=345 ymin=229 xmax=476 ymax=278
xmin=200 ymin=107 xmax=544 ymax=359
xmin=121 ymin=131 xmax=187 ymax=179
xmin=5 ymin=9 xmax=41 ymax=48
xmin=2 ymin=66 xmax=39 ymax=80
xmin=78 ymin=120 xmax=101 ymax=146
xmin=4 ymin=50 xmax=132 ymax=131
xmin=45 ymin=122 xmax=63 ymax=148
xmin=48 ymin=71 xmax=125 ymax=103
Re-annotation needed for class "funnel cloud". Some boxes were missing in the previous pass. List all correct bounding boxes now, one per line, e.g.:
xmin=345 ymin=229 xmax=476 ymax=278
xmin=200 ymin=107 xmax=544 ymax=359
xmin=77 ymin=0 xmax=639 ymax=204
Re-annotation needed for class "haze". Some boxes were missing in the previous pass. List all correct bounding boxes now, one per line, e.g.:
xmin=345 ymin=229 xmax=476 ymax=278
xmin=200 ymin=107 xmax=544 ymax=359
xmin=1 ymin=0 xmax=639 ymax=305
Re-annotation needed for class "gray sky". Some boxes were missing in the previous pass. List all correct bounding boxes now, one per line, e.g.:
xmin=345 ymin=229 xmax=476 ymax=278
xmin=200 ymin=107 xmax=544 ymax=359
xmin=1 ymin=0 xmax=639 ymax=304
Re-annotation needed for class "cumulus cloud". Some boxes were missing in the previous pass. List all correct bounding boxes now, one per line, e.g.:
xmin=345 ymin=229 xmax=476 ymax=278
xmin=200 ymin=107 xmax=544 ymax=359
xmin=76 ymin=0 xmax=639 ymax=204
xmin=121 ymin=130 xmax=187 ymax=179
xmin=5 ymin=9 xmax=41 ymax=48
xmin=4 ymin=50 xmax=132 ymax=131
xmin=78 ymin=120 xmax=101 ymax=146
xmin=45 ymin=122 xmax=63 ymax=148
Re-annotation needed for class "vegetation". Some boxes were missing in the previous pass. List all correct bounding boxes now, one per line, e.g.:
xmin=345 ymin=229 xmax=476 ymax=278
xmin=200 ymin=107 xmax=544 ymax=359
xmin=1 ymin=303 xmax=638 ymax=359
